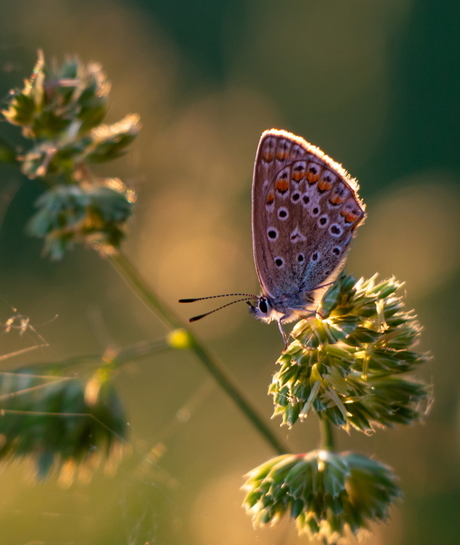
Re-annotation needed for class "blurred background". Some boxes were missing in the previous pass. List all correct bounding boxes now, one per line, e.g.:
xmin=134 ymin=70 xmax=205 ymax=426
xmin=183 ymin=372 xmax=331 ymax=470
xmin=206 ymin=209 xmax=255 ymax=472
xmin=0 ymin=0 xmax=459 ymax=543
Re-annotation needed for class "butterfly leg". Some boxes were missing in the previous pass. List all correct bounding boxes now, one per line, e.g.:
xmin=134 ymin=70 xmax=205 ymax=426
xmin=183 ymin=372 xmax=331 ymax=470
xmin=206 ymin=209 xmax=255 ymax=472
xmin=277 ymin=319 xmax=289 ymax=350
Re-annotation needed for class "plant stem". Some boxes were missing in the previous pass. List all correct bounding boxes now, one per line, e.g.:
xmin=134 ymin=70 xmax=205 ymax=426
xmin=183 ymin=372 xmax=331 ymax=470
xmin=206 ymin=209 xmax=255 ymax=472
xmin=28 ymin=339 xmax=171 ymax=372
xmin=109 ymin=252 xmax=289 ymax=455
xmin=320 ymin=417 xmax=335 ymax=451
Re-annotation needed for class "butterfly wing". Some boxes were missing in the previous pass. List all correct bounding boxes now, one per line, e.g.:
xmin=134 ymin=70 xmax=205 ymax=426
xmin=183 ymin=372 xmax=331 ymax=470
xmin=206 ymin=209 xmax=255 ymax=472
xmin=252 ymin=129 xmax=365 ymax=305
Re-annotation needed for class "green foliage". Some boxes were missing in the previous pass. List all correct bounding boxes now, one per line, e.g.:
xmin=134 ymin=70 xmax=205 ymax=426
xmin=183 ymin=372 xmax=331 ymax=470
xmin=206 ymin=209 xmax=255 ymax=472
xmin=85 ymin=115 xmax=141 ymax=164
xmin=1 ymin=51 xmax=140 ymax=258
xmin=2 ymin=51 xmax=109 ymax=140
xmin=0 ymin=136 xmax=18 ymax=164
xmin=0 ymin=367 xmax=128 ymax=481
xmin=243 ymin=450 xmax=401 ymax=544
xmin=27 ymin=181 xmax=135 ymax=259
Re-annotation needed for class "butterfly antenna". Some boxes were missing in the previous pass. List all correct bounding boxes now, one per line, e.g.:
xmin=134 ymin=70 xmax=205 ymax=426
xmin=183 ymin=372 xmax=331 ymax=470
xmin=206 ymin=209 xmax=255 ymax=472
xmin=179 ymin=293 xmax=258 ymax=303
xmin=185 ymin=297 xmax=257 ymax=322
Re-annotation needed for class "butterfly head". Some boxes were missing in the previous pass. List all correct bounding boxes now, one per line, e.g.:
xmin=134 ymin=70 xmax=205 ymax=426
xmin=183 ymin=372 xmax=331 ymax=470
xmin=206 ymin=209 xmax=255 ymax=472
xmin=247 ymin=296 xmax=290 ymax=324
xmin=247 ymin=295 xmax=301 ymax=347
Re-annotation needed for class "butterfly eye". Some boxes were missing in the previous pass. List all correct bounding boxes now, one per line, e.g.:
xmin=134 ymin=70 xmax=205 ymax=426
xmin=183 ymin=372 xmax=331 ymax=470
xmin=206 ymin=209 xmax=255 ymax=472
xmin=259 ymin=297 xmax=269 ymax=314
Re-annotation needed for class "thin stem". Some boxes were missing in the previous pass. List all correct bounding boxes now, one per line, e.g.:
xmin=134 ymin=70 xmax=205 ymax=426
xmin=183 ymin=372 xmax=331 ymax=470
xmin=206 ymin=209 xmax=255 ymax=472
xmin=320 ymin=417 xmax=335 ymax=451
xmin=108 ymin=252 xmax=289 ymax=455
xmin=25 ymin=338 xmax=171 ymax=373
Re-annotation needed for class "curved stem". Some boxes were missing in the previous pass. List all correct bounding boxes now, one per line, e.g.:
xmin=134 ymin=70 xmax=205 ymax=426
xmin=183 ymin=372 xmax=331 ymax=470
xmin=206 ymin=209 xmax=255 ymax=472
xmin=320 ymin=417 xmax=335 ymax=451
xmin=108 ymin=252 xmax=289 ymax=456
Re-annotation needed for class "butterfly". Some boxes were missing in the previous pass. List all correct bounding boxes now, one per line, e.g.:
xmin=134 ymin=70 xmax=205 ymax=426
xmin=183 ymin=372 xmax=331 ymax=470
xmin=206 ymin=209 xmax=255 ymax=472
xmin=180 ymin=129 xmax=365 ymax=344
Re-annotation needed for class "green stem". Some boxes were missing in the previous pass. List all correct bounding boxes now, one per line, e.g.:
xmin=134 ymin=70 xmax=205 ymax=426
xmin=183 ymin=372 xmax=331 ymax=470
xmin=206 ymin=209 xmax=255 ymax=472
xmin=320 ymin=417 xmax=335 ymax=451
xmin=28 ymin=338 xmax=171 ymax=372
xmin=109 ymin=252 xmax=289 ymax=455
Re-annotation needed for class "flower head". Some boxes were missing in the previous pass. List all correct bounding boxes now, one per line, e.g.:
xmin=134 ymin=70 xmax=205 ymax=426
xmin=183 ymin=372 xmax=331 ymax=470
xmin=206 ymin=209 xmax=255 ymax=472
xmin=270 ymin=275 xmax=429 ymax=431
xmin=2 ymin=51 xmax=109 ymax=140
xmin=27 ymin=179 xmax=135 ymax=259
xmin=243 ymin=450 xmax=401 ymax=543
xmin=2 ymin=52 xmax=140 ymax=258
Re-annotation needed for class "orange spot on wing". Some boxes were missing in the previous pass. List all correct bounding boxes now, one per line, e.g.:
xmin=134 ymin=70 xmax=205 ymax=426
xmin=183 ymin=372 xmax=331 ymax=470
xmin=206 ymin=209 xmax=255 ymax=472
xmin=318 ymin=171 xmax=335 ymax=192
xmin=261 ymin=150 xmax=275 ymax=162
xmin=291 ymin=162 xmax=306 ymax=182
xmin=275 ymin=179 xmax=289 ymax=193
xmin=347 ymin=213 xmax=358 ymax=222
xmin=276 ymin=140 xmax=290 ymax=161
xmin=292 ymin=170 xmax=305 ymax=182
xmin=266 ymin=192 xmax=275 ymax=205
xmin=306 ymin=165 xmax=321 ymax=184
xmin=318 ymin=179 xmax=333 ymax=191
xmin=329 ymin=194 xmax=345 ymax=204
xmin=340 ymin=208 xmax=362 ymax=223
xmin=329 ymin=183 xmax=349 ymax=204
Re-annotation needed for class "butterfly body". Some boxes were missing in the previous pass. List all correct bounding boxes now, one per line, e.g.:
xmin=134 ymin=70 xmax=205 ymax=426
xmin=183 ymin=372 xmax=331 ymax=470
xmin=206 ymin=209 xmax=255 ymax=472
xmin=250 ymin=129 xmax=365 ymax=338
